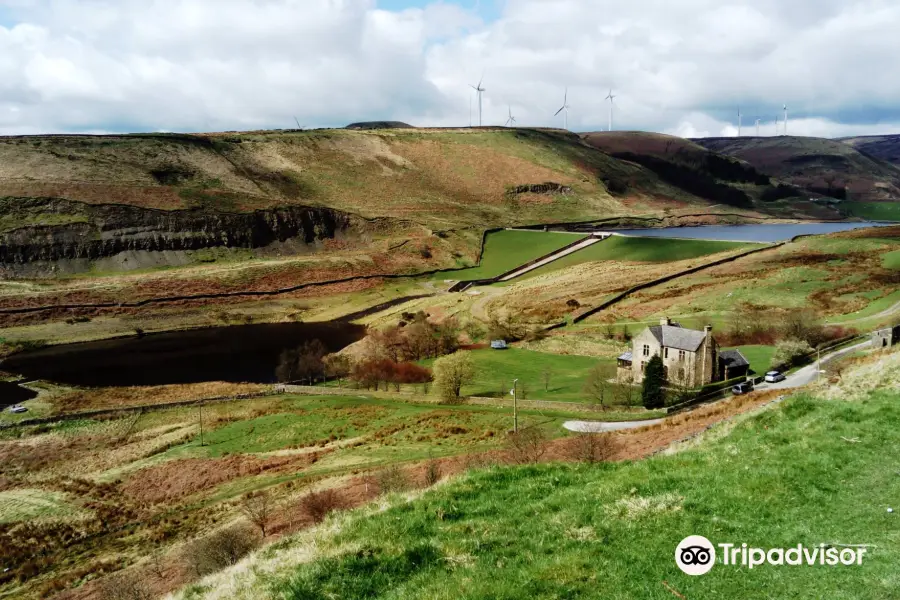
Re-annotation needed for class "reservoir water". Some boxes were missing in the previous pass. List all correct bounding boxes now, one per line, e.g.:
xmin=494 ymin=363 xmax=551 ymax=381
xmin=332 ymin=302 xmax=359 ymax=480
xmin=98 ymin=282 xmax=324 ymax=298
xmin=1 ymin=321 xmax=366 ymax=388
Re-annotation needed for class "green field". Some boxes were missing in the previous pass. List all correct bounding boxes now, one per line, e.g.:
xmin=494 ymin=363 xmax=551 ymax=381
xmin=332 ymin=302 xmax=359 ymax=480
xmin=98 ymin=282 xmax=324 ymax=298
xmin=437 ymin=230 xmax=586 ymax=280
xmin=119 ymin=395 xmax=634 ymax=481
xmin=844 ymin=202 xmax=900 ymax=221
xmin=884 ymin=249 xmax=900 ymax=269
xmin=424 ymin=348 xmax=626 ymax=405
xmin=523 ymin=235 xmax=754 ymax=279
xmin=725 ymin=345 xmax=776 ymax=375
xmin=191 ymin=360 xmax=900 ymax=600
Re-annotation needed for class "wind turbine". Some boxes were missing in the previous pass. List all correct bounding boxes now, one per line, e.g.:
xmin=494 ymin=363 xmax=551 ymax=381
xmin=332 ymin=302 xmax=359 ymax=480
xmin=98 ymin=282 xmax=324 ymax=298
xmin=774 ymin=115 xmax=779 ymax=136
xmin=505 ymin=105 xmax=517 ymax=127
xmin=605 ymin=89 xmax=616 ymax=131
xmin=783 ymin=104 xmax=788 ymax=136
xmin=755 ymin=117 xmax=761 ymax=137
xmin=470 ymin=75 xmax=485 ymax=127
xmin=737 ymin=107 xmax=742 ymax=137
xmin=293 ymin=116 xmax=303 ymax=130
xmin=555 ymin=88 xmax=570 ymax=129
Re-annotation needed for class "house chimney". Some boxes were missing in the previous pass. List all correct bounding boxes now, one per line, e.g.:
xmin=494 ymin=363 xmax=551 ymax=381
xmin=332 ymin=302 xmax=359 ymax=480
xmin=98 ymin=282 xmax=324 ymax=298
xmin=705 ymin=325 xmax=713 ymax=335
xmin=660 ymin=317 xmax=671 ymax=326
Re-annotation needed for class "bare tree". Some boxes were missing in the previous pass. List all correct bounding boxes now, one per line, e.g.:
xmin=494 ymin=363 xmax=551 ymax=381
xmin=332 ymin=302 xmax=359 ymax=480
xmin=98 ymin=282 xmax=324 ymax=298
xmin=583 ymin=365 xmax=610 ymax=410
xmin=542 ymin=366 xmax=553 ymax=392
xmin=241 ymin=490 xmax=273 ymax=538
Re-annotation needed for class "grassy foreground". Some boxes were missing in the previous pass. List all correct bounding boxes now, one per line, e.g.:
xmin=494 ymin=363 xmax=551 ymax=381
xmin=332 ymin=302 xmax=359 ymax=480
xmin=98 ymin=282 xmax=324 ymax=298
xmin=179 ymin=352 xmax=900 ymax=600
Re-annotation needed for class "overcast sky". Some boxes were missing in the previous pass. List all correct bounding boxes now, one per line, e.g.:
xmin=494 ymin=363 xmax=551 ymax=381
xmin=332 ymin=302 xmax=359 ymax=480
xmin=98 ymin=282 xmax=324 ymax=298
xmin=2 ymin=0 xmax=900 ymax=138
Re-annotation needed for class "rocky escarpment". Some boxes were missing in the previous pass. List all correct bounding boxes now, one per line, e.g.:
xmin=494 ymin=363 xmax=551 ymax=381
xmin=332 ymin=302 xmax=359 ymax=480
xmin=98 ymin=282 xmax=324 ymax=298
xmin=0 ymin=197 xmax=358 ymax=277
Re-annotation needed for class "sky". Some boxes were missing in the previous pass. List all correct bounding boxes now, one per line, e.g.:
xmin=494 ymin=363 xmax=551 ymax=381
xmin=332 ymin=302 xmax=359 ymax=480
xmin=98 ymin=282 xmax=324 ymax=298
xmin=1 ymin=0 xmax=900 ymax=138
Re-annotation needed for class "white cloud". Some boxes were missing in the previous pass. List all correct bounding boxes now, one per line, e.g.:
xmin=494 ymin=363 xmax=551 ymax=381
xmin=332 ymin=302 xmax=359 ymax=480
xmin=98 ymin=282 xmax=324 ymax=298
xmin=0 ymin=0 xmax=899 ymax=136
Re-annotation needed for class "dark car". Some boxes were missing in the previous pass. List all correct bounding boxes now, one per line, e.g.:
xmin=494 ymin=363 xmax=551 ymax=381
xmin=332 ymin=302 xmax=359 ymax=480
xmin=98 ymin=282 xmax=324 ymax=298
xmin=731 ymin=381 xmax=754 ymax=395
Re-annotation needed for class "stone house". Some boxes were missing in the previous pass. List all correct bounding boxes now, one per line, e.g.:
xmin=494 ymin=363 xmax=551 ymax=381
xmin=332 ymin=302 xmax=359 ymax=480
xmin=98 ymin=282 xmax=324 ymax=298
xmin=617 ymin=318 xmax=749 ymax=388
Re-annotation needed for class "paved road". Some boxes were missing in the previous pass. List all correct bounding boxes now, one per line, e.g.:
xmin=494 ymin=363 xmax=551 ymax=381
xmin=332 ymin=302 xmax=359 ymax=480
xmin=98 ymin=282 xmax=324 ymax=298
xmin=563 ymin=340 xmax=871 ymax=433
xmin=755 ymin=340 xmax=871 ymax=391
xmin=563 ymin=418 xmax=664 ymax=433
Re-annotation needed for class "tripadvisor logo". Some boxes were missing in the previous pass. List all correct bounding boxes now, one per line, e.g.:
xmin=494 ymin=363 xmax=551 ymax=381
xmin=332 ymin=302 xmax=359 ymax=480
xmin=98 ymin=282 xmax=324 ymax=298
xmin=675 ymin=536 xmax=869 ymax=576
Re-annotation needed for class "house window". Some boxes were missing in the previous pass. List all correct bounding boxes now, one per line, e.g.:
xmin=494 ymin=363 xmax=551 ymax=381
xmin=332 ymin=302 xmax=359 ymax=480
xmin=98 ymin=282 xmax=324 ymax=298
xmin=664 ymin=347 xmax=669 ymax=359
xmin=678 ymin=368 xmax=685 ymax=381
xmin=643 ymin=344 xmax=650 ymax=357
xmin=663 ymin=366 xmax=669 ymax=380
xmin=679 ymin=350 xmax=686 ymax=361
xmin=641 ymin=362 xmax=646 ymax=373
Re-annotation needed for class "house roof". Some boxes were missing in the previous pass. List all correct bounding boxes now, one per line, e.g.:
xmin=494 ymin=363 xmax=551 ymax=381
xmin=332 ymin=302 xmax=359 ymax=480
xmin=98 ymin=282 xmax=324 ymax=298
xmin=720 ymin=349 xmax=749 ymax=369
xmin=647 ymin=325 xmax=708 ymax=352
xmin=617 ymin=351 xmax=633 ymax=362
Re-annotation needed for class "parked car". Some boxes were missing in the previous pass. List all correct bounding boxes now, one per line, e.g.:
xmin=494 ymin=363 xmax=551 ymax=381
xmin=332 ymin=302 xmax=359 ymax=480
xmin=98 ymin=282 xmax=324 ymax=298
xmin=7 ymin=405 xmax=27 ymax=414
xmin=764 ymin=370 xmax=786 ymax=383
xmin=731 ymin=381 xmax=754 ymax=395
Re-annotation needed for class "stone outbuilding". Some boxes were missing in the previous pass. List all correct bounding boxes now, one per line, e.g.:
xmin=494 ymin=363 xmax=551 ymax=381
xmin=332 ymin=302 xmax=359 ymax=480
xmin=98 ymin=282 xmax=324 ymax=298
xmin=872 ymin=326 xmax=900 ymax=349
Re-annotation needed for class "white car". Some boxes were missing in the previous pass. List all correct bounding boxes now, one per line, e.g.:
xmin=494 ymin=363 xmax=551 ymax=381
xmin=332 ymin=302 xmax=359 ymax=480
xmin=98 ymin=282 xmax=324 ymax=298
xmin=7 ymin=405 xmax=27 ymax=414
xmin=764 ymin=371 xmax=786 ymax=383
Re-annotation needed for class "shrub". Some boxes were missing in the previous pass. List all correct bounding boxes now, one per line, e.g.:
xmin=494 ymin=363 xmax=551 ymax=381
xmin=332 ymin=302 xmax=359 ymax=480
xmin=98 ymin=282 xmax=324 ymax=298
xmin=182 ymin=522 xmax=260 ymax=577
xmin=568 ymin=432 xmax=618 ymax=463
xmin=771 ymin=339 xmax=814 ymax=370
xmin=505 ymin=427 xmax=547 ymax=464
xmin=424 ymin=459 xmax=441 ymax=487
xmin=376 ymin=464 xmax=409 ymax=494
xmin=300 ymin=489 xmax=346 ymax=523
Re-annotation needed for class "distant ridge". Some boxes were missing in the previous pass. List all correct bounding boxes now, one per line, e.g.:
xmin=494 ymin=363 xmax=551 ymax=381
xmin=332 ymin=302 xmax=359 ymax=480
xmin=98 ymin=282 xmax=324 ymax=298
xmin=345 ymin=121 xmax=414 ymax=130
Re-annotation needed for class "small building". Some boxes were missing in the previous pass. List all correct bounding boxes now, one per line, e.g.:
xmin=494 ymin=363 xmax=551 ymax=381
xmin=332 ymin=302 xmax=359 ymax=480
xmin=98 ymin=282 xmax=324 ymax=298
xmin=719 ymin=349 xmax=750 ymax=381
xmin=616 ymin=317 xmax=748 ymax=388
xmin=490 ymin=340 xmax=508 ymax=350
xmin=872 ymin=326 xmax=900 ymax=349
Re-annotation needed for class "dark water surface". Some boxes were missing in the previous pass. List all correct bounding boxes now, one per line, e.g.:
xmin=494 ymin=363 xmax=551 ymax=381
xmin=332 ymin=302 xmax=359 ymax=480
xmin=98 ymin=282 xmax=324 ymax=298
xmin=2 ymin=321 xmax=366 ymax=387
xmin=0 ymin=381 xmax=38 ymax=406
xmin=613 ymin=222 xmax=888 ymax=242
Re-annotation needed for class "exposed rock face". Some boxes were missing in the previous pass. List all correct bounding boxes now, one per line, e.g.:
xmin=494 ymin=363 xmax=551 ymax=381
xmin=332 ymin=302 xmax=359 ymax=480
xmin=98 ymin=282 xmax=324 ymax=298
xmin=0 ymin=197 xmax=357 ymax=277
xmin=508 ymin=182 xmax=573 ymax=196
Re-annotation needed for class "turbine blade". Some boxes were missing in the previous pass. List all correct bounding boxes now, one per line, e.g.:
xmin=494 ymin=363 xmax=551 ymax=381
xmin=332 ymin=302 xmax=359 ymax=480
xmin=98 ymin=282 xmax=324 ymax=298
xmin=555 ymin=106 xmax=565 ymax=116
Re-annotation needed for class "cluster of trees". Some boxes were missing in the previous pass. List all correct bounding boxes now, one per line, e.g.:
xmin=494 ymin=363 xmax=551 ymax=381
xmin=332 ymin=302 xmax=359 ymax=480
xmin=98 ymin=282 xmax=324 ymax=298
xmin=350 ymin=359 xmax=432 ymax=392
xmin=368 ymin=311 xmax=460 ymax=362
xmin=582 ymin=365 xmax=640 ymax=409
xmin=275 ymin=340 xmax=328 ymax=385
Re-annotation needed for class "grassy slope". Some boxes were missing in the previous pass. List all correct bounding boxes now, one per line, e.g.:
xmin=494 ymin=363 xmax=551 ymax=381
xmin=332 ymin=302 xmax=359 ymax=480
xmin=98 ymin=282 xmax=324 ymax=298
xmin=436 ymin=230 xmax=586 ymax=280
xmin=696 ymin=136 xmax=900 ymax=203
xmin=844 ymin=202 xmax=900 ymax=221
xmin=0 ymin=129 xmax=728 ymax=231
xmin=606 ymin=229 xmax=900 ymax=328
xmin=522 ymin=235 xmax=753 ymax=279
xmin=184 ymin=353 xmax=900 ymax=600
